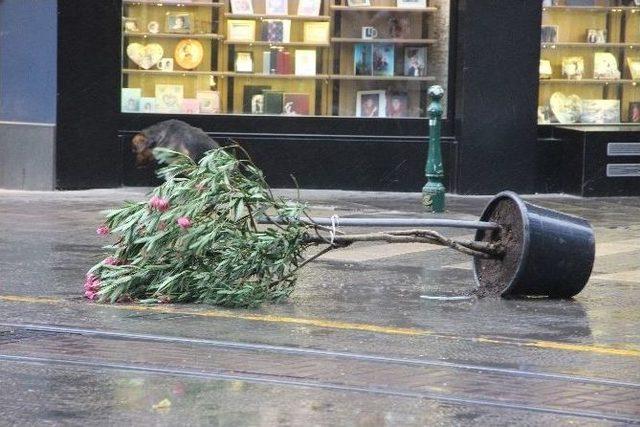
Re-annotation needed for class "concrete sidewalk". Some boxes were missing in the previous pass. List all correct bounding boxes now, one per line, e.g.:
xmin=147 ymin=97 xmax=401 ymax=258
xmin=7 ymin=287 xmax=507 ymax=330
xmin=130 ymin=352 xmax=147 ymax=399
xmin=0 ymin=189 xmax=639 ymax=425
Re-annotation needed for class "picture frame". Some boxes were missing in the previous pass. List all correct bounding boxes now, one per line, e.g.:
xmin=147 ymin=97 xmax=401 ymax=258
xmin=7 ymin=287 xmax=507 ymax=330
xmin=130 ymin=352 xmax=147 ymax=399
xmin=235 ymin=51 xmax=254 ymax=73
xmin=386 ymin=92 xmax=409 ymax=118
xmin=562 ymin=56 xmax=584 ymax=80
xmin=580 ymin=99 xmax=620 ymax=124
xmin=174 ymin=39 xmax=204 ymax=70
xmin=165 ymin=13 xmax=193 ymax=34
xmin=242 ymin=85 xmax=271 ymax=113
xmin=629 ymin=102 xmax=640 ymax=123
xmin=294 ymin=50 xmax=316 ymax=75
xmin=261 ymin=19 xmax=291 ymax=43
xmin=396 ymin=0 xmax=427 ymax=8
xmin=140 ymin=97 xmax=157 ymax=114
xmin=354 ymin=43 xmax=372 ymax=75
xmin=196 ymin=91 xmax=221 ymax=114
xmin=404 ymin=47 xmax=427 ymax=77
xmin=539 ymin=59 xmax=552 ymax=79
xmin=627 ymin=57 xmax=640 ymax=80
xmin=263 ymin=90 xmax=284 ymax=114
xmin=297 ymin=0 xmax=322 ymax=16
xmin=123 ymin=17 xmax=140 ymax=33
xmin=230 ymin=0 xmax=254 ymax=14
xmin=372 ymin=44 xmax=394 ymax=76
xmin=121 ymin=88 xmax=141 ymax=113
xmin=227 ymin=20 xmax=256 ymax=42
xmin=157 ymin=58 xmax=174 ymax=72
xmin=266 ymin=0 xmax=288 ymax=15
xmin=283 ymin=93 xmax=311 ymax=115
xmin=586 ymin=29 xmax=606 ymax=44
xmin=303 ymin=22 xmax=330 ymax=44
xmin=594 ymin=52 xmax=620 ymax=80
xmin=347 ymin=0 xmax=371 ymax=6
xmin=181 ymin=98 xmax=200 ymax=114
xmin=541 ymin=25 xmax=558 ymax=43
xmin=155 ymin=84 xmax=184 ymax=113
xmin=356 ymin=90 xmax=386 ymax=118
xmin=147 ymin=21 xmax=160 ymax=34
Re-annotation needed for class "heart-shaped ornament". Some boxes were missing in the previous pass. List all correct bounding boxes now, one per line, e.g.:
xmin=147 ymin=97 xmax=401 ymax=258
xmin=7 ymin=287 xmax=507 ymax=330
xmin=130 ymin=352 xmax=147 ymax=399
xmin=549 ymin=92 xmax=582 ymax=124
xmin=126 ymin=43 xmax=164 ymax=70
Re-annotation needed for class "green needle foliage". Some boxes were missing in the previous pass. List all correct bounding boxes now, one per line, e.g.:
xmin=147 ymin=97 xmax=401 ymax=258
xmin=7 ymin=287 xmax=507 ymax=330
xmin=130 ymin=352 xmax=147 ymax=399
xmin=88 ymin=147 xmax=314 ymax=308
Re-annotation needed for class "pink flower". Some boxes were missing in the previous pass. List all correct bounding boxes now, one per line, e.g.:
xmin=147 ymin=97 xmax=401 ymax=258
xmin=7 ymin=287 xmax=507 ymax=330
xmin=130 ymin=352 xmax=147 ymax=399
xmin=177 ymin=217 xmax=192 ymax=229
xmin=149 ymin=195 xmax=170 ymax=212
xmin=83 ymin=273 xmax=101 ymax=298
xmin=84 ymin=290 xmax=98 ymax=301
xmin=103 ymin=257 xmax=121 ymax=266
xmin=96 ymin=225 xmax=110 ymax=235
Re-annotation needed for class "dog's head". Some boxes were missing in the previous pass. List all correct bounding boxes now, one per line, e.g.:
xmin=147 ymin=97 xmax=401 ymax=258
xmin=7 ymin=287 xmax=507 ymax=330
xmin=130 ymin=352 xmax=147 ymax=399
xmin=131 ymin=133 xmax=156 ymax=168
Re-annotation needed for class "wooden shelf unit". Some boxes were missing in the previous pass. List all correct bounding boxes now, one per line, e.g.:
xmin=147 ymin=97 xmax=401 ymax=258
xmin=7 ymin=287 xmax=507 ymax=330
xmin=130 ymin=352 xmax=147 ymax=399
xmin=540 ymin=79 xmax=639 ymax=84
xmin=122 ymin=0 xmax=442 ymax=117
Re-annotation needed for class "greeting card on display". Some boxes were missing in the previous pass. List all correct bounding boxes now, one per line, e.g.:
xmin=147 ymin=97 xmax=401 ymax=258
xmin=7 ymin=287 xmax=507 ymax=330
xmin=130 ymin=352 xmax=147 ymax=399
xmin=294 ymin=50 xmax=317 ymax=75
xmin=303 ymin=22 xmax=329 ymax=44
xmin=182 ymin=98 xmax=200 ymax=114
xmin=155 ymin=84 xmax=184 ymax=113
xmin=297 ymin=0 xmax=322 ymax=16
xmin=196 ymin=91 xmax=220 ymax=113
xmin=121 ymin=88 xmax=141 ymax=112
xmin=283 ymin=93 xmax=310 ymax=115
xmin=140 ymin=97 xmax=157 ymax=113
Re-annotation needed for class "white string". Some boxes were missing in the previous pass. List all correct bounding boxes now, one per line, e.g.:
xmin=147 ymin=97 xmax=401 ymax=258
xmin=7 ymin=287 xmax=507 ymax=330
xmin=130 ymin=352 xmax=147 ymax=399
xmin=329 ymin=214 xmax=340 ymax=245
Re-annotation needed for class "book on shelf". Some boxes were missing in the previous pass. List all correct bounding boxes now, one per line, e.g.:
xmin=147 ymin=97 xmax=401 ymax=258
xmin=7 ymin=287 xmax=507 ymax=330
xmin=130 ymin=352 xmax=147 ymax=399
xmin=372 ymin=44 xmax=394 ymax=76
xmin=294 ymin=50 xmax=316 ymax=76
xmin=283 ymin=93 xmax=310 ymax=115
xmin=263 ymin=51 xmax=272 ymax=74
xmin=303 ymin=22 xmax=329 ymax=44
xmin=263 ymin=90 xmax=284 ymax=114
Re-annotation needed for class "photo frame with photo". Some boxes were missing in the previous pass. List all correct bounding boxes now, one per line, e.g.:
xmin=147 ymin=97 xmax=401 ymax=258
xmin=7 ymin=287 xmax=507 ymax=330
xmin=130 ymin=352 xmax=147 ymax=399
xmin=261 ymin=19 xmax=291 ymax=43
xmin=354 ymin=43 xmax=372 ymax=75
xmin=404 ymin=47 xmax=426 ymax=77
xmin=243 ymin=85 xmax=271 ymax=113
xmin=541 ymin=25 xmax=558 ymax=43
xmin=297 ymin=0 xmax=322 ymax=16
xmin=181 ymin=98 xmax=200 ymax=114
xmin=230 ymin=0 xmax=254 ymax=14
xmin=396 ymin=0 xmax=427 ymax=8
xmin=356 ymin=90 xmax=386 ymax=118
xmin=586 ymin=29 xmax=606 ymax=44
xmin=294 ymin=50 xmax=317 ymax=75
xmin=227 ymin=20 xmax=256 ymax=42
xmin=157 ymin=58 xmax=174 ymax=71
xmin=539 ymin=59 xmax=553 ymax=79
xmin=165 ymin=13 xmax=193 ymax=34
xmin=121 ymin=88 xmax=141 ymax=113
xmin=123 ymin=18 xmax=140 ymax=33
xmin=266 ymin=0 xmax=288 ymax=15
xmin=562 ymin=56 xmax=584 ymax=80
xmin=235 ymin=51 xmax=254 ymax=73
xmin=629 ymin=102 xmax=640 ymax=123
xmin=386 ymin=92 xmax=409 ymax=118
xmin=627 ymin=57 xmax=640 ymax=80
xmin=580 ymin=99 xmax=620 ymax=124
xmin=372 ymin=44 xmax=394 ymax=76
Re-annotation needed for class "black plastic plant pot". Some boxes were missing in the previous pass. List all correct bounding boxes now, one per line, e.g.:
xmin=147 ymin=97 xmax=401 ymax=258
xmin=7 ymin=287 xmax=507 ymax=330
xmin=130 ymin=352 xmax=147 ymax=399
xmin=473 ymin=191 xmax=596 ymax=298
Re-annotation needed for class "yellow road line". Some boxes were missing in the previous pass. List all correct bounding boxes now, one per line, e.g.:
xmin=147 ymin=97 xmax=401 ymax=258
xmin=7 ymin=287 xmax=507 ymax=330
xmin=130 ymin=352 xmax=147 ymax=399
xmin=1 ymin=295 xmax=639 ymax=358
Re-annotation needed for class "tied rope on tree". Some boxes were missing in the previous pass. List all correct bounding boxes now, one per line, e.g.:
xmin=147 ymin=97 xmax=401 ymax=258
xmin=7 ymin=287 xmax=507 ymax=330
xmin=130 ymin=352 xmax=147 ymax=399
xmin=84 ymin=147 xmax=502 ymax=308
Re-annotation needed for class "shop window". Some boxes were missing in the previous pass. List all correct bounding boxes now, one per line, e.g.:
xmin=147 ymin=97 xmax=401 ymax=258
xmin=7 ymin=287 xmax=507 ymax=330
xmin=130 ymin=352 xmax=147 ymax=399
xmin=538 ymin=0 xmax=640 ymax=125
xmin=121 ymin=0 xmax=450 ymax=118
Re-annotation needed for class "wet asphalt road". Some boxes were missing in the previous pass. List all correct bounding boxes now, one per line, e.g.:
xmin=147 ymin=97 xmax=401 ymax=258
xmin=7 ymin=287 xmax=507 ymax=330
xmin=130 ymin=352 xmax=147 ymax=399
xmin=0 ymin=188 xmax=639 ymax=426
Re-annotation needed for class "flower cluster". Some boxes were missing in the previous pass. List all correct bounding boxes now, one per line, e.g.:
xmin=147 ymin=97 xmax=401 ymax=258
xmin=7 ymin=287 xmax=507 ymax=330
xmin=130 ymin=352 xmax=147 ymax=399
xmin=96 ymin=225 xmax=110 ymax=235
xmin=83 ymin=273 xmax=101 ymax=301
xmin=149 ymin=195 xmax=170 ymax=212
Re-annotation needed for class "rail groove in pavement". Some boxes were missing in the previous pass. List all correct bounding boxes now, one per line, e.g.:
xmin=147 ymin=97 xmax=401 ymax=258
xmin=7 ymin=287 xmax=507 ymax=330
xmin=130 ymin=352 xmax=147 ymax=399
xmin=1 ymin=324 xmax=639 ymax=423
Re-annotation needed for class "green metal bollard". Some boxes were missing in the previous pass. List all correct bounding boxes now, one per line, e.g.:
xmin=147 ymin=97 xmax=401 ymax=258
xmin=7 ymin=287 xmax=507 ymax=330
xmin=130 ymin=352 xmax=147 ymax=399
xmin=422 ymin=85 xmax=445 ymax=213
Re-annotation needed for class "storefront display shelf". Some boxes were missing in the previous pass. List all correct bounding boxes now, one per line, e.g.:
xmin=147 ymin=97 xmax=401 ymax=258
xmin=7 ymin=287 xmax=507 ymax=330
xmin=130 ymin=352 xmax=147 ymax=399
xmin=330 ymin=74 xmax=436 ymax=81
xmin=123 ymin=69 xmax=226 ymax=76
xmin=122 ymin=0 xmax=223 ymax=7
xmin=331 ymin=37 xmax=437 ymax=45
xmin=541 ymin=42 xmax=640 ymax=48
xmin=330 ymin=5 xmax=437 ymax=12
xmin=124 ymin=31 xmax=222 ymax=39
xmin=223 ymin=13 xmax=331 ymax=21
xmin=542 ymin=6 xmax=640 ymax=12
xmin=225 ymin=72 xmax=330 ymax=79
xmin=540 ymin=79 xmax=639 ymax=84
xmin=223 ymin=41 xmax=330 ymax=47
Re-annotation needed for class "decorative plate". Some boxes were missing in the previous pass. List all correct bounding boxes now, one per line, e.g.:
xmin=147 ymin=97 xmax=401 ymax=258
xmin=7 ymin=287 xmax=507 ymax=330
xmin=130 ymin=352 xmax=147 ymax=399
xmin=174 ymin=39 xmax=204 ymax=70
xmin=126 ymin=43 xmax=164 ymax=70
xmin=550 ymin=92 xmax=582 ymax=124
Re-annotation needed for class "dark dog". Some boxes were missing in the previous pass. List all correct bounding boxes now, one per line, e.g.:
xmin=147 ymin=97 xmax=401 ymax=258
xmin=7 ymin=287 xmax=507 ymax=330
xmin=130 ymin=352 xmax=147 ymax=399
xmin=131 ymin=120 xmax=220 ymax=167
